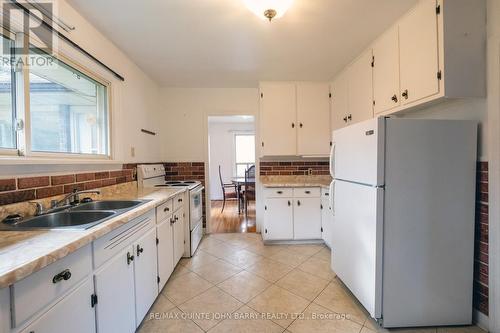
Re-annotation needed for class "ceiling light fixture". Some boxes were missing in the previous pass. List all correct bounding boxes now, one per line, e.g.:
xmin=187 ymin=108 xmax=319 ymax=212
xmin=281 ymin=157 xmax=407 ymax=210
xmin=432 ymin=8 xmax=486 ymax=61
xmin=243 ymin=0 xmax=294 ymax=22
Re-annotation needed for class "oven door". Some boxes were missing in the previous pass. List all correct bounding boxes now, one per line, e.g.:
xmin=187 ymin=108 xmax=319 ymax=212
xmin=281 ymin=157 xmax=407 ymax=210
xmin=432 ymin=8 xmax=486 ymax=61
xmin=190 ymin=186 xmax=204 ymax=229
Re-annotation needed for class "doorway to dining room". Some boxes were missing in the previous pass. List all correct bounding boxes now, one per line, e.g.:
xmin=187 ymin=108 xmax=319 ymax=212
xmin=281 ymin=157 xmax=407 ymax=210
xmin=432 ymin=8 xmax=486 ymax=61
xmin=207 ymin=115 xmax=256 ymax=233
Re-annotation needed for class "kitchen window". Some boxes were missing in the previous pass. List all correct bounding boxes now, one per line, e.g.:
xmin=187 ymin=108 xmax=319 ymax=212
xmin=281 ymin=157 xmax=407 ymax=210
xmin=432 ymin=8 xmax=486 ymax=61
xmin=234 ymin=133 xmax=255 ymax=178
xmin=29 ymin=48 xmax=109 ymax=156
xmin=0 ymin=35 xmax=111 ymax=159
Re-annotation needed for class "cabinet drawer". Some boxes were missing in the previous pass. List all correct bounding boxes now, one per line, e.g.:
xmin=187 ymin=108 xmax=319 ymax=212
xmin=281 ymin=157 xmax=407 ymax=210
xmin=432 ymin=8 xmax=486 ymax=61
xmin=13 ymin=244 xmax=92 ymax=327
xmin=93 ymin=209 xmax=155 ymax=268
xmin=173 ymin=193 xmax=185 ymax=212
xmin=263 ymin=188 xmax=293 ymax=198
xmin=293 ymin=187 xmax=321 ymax=198
xmin=156 ymin=199 xmax=173 ymax=223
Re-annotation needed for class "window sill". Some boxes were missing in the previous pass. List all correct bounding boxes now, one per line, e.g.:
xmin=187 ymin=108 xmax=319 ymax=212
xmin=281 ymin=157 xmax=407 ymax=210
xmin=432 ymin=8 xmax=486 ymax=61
xmin=0 ymin=156 xmax=123 ymax=166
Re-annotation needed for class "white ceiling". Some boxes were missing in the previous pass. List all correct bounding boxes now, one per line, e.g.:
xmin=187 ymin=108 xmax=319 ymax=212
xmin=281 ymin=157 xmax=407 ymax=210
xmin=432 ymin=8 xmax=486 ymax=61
xmin=66 ymin=0 xmax=418 ymax=88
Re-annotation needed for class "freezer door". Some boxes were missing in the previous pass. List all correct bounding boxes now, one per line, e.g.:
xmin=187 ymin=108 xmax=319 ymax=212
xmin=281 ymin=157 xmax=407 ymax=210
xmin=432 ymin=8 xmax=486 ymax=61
xmin=332 ymin=180 xmax=383 ymax=319
xmin=333 ymin=117 xmax=385 ymax=186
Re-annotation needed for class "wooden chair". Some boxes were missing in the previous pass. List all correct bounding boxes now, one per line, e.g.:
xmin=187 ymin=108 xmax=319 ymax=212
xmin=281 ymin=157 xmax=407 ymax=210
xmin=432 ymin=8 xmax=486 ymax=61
xmin=243 ymin=165 xmax=256 ymax=216
xmin=219 ymin=165 xmax=239 ymax=213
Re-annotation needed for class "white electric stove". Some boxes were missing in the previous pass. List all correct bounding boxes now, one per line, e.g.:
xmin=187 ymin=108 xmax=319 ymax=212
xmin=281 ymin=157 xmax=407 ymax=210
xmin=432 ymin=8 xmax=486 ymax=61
xmin=137 ymin=164 xmax=203 ymax=257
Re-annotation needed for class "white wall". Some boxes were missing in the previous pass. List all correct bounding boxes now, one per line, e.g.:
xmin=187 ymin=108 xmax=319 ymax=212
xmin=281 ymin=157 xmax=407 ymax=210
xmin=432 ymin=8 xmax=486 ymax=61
xmin=159 ymin=88 xmax=258 ymax=161
xmin=208 ymin=121 xmax=254 ymax=200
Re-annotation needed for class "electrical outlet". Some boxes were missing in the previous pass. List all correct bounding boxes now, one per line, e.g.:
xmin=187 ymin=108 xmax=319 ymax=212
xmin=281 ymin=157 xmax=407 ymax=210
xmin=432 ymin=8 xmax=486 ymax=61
xmin=308 ymin=168 xmax=313 ymax=176
xmin=131 ymin=147 xmax=136 ymax=157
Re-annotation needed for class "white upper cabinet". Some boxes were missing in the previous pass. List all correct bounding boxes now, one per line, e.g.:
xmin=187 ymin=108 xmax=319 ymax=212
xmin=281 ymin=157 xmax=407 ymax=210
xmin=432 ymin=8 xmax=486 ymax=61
xmin=296 ymin=82 xmax=331 ymax=156
xmin=330 ymin=0 xmax=485 ymax=118
xmin=260 ymin=82 xmax=297 ymax=156
xmin=373 ymin=26 xmax=401 ymax=114
xmin=399 ymin=0 xmax=439 ymax=105
xmin=260 ymin=82 xmax=331 ymax=157
xmin=330 ymin=71 xmax=349 ymax=131
xmin=347 ymin=49 xmax=374 ymax=125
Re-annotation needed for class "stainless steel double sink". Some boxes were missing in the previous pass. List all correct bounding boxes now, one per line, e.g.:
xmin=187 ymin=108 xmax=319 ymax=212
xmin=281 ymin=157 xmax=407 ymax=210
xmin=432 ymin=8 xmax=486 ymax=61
xmin=1 ymin=200 xmax=148 ymax=231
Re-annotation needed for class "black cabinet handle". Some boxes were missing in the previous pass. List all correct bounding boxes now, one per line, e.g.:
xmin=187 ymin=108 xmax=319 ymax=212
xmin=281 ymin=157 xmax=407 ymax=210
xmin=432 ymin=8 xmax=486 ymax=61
xmin=277 ymin=191 xmax=283 ymax=194
xmin=391 ymin=94 xmax=398 ymax=103
xmin=136 ymin=245 xmax=144 ymax=256
xmin=163 ymin=207 xmax=169 ymax=212
xmin=402 ymin=89 xmax=409 ymax=99
xmin=343 ymin=116 xmax=348 ymax=123
xmin=347 ymin=114 xmax=352 ymax=121
xmin=178 ymin=198 xmax=183 ymax=203
xmin=299 ymin=123 xmax=303 ymax=128
xmin=52 ymin=269 xmax=71 ymax=284
xmin=305 ymin=190 xmax=311 ymax=194
xmin=170 ymin=217 xmax=175 ymax=225
xmin=287 ymin=200 xmax=291 ymax=206
xmin=127 ymin=252 xmax=134 ymax=265
xmin=175 ymin=215 xmax=179 ymax=222
xmin=292 ymin=123 xmax=295 ymax=128
xmin=297 ymin=200 xmax=301 ymax=206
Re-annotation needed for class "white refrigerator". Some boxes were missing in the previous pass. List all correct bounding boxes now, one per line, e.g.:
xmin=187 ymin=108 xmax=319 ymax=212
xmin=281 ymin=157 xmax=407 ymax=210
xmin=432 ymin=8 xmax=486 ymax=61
xmin=330 ymin=117 xmax=477 ymax=328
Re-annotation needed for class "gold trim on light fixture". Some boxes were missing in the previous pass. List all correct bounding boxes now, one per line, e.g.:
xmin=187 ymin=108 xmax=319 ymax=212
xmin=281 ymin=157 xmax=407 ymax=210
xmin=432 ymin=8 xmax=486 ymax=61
xmin=264 ymin=9 xmax=277 ymax=21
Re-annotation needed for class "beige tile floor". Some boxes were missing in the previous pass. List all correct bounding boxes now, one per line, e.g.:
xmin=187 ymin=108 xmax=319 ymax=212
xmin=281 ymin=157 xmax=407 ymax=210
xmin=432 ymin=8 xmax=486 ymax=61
xmin=138 ymin=233 xmax=485 ymax=333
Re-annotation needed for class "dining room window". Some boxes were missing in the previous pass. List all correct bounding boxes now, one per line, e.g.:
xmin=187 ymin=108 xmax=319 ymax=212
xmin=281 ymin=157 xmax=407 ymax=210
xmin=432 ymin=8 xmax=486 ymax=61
xmin=234 ymin=133 xmax=255 ymax=178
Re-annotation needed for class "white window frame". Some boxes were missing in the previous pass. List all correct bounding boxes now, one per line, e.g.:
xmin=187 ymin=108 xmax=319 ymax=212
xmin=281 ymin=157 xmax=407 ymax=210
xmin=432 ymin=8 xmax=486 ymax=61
xmin=0 ymin=29 xmax=113 ymax=161
xmin=233 ymin=132 xmax=255 ymax=178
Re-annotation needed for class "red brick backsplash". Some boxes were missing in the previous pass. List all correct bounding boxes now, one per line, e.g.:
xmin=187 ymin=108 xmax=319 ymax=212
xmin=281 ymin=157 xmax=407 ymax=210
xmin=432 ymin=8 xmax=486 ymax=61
xmin=474 ymin=161 xmax=488 ymax=316
xmin=0 ymin=165 xmax=136 ymax=205
xmin=260 ymin=161 xmax=330 ymax=176
xmin=17 ymin=176 xmax=50 ymax=189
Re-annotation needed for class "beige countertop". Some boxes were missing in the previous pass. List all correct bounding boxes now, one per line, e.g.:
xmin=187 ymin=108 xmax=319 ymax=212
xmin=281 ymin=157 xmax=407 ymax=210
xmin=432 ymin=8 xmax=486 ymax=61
xmin=0 ymin=185 xmax=185 ymax=288
xmin=260 ymin=175 xmax=332 ymax=189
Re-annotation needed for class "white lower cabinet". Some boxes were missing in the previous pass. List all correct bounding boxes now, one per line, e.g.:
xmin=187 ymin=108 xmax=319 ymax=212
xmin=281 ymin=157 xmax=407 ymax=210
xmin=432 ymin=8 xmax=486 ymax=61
xmin=94 ymin=246 xmax=136 ymax=333
xmin=4 ymin=202 xmax=188 ymax=333
xmin=172 ymin=209 xmax=185 ymax=265
xmin=294 ymin=198 xmax=322 ymax=240
xmin=21 ymin=279 xmax=95 ymax=333
xmin=263 ymin=187 xmax=322 ymax=241
xmin=264 ymin=198 xmax=293 ymax=240
xmin=133 ymin=228 xmax=159 ymax=326
xmin=156 ymin=219 xmax=174 ymax=291
xmin=321 ymin=189 xmax=333 ymax=248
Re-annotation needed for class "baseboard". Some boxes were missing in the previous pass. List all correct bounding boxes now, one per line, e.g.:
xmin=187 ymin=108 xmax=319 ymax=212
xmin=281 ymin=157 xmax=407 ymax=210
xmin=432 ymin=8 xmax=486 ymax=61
xmin=474 ymin=309 xmax=489 ymax=331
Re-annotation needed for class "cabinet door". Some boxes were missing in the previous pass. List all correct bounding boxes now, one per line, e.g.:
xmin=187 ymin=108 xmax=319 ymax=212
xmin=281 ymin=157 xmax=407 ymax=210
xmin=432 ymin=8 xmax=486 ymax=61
xmin=297 ymin=82 xmax=331 ymax=155
xmin=173 ymin=211 xmax=185 ymax=265
xmin=330 ymin=72 xmax=349 ymax=131
xmin=264 ymin=198 xmax=293 ymax=240
xmin=134 ymin=228 xmax=159 ymax=326
xmin=321 ymin=197 xmax=333 ymax=248
xmin=260 ymin=83 xmax=297 ymax=156
xmin=373 ymin=26 xmax=401 ymax=114
xmin=399 ymin=0 xmax=439 ymax=104
xmin=347 ymin=49 xmax=374 ymax=125
xmin=294 ymin=198 xmax=322 ymax=240
xmin=94 ymin=246 xmax=136 ymax=333
xmin=21 ymin=279 xmax=95 ymax=333
xmin=157 ymin=221 xmax=174 ymax=291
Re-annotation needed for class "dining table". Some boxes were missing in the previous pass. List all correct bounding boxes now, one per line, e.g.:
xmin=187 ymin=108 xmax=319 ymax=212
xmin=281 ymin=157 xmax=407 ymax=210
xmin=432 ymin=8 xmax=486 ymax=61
xmin=231 ymin=177 xmax=256 ymax=214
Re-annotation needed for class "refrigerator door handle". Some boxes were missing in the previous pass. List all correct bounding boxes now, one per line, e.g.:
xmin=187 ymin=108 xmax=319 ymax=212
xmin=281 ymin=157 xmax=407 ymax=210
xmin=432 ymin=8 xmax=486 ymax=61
xmin=329 ymin=180 xmax=335 ymax=216
xmin=329 ymin=142 xmax=336 ymax=177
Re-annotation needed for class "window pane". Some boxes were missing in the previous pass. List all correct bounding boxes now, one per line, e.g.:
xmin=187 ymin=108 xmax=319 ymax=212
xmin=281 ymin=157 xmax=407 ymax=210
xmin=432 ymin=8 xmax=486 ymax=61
xmin=236 ymin=164 xmax=247 ymax=178
xmin=29 ymin=48 xmax=108 ymax=155
xmin=235 ymin=135 xmax=255 ymax=164
xmin=0 ymin=36 xmax=15 ymax=149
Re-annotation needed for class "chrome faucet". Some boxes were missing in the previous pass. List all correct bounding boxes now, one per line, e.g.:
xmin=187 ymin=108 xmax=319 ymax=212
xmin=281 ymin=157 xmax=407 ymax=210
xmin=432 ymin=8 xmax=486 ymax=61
xmin=28 ymin=202 xmax=45 ymax=216
xmin=50 ymin=189 xmax=101 ymax=210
